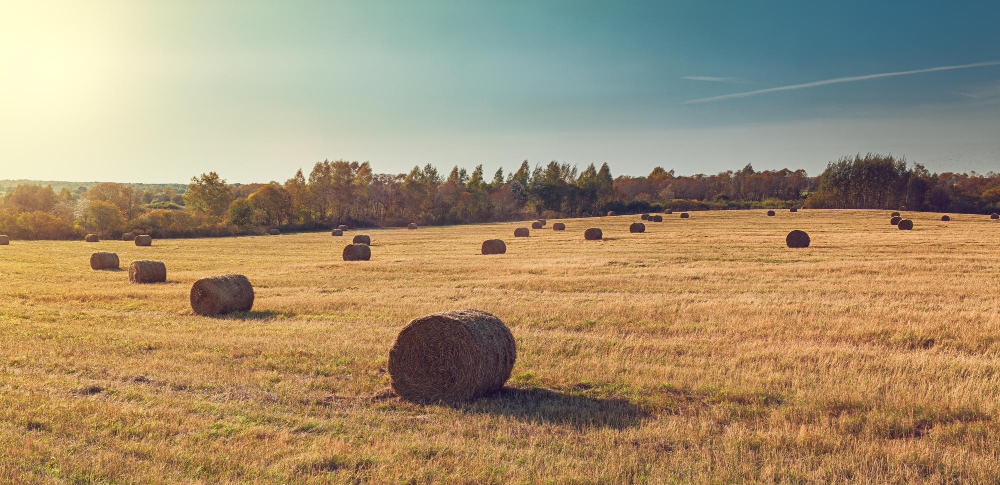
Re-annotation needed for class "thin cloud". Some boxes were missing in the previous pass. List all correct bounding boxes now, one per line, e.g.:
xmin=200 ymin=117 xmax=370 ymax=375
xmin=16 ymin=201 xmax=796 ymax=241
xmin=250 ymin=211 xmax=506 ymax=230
xmin=682 ymin=76 xmax=737 ymax=82
xmin=685 ymin=60 xmax=1000 ymax=104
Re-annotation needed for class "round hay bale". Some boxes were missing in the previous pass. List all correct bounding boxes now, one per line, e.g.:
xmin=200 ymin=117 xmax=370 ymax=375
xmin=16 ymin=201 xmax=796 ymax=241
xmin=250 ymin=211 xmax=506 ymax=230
xmin=898 ymin=219 xmax=914 ymax=230
xmin=408 ymin=222 xmax=418 ymax=229
xmin=531 ymin=221 xmax=542 ymax=229
xmin=651 ymin=215 xmax=663 ymax=222
xmin=268 ymin=228 xmax=280 ymax=235
xmin=122 ymin=232 xmax=135 ymax=241
xmin=352 ymin=234 xmax=371 ymax=245
xmin=514 ymin=227 xmax=529 ymax=237
xmin=90 ymin=252 xmax=119 ymax=270
xmin=190 ymin=274 xmax=254 ymax=316
xmin=129 ymin=260 xmax=166 ymax=284
xmin=890 ymin=216 xmax=902 ymax=225
xmin=767 ymin=210 xmax=776 ymax=216
xmin=785 ymin=230 xmax=810 ymax=248
xmin=537 ymin=219 xmax=546 ymax=226
xmin=552 ymin=222 xmax=566 ymax=231
xmin=992 ymin=213 xmax=999 ymax=220
xmin=0 ymin=235 xmax=8 ymax=245
xmin=790 ymin=208 xmax=798 ymax=213
xmin=629 ymin=222 xmax=645 ymax=233
xmin=331 ymin=228 xmax=343 ymax=236
xmin=343 ymin=244 xmax=371 ymax=261
xmin=338 ymin=224 xmax=349 ymax=230
xmin=85 ymin=234 xmax=99 ymax=242
xmin=607 ymin=211 xmax=617 ymax=216
xmin=640 ymin=213 xmax=649 ymax=220
xmin=680 ymin=213 xmax=689 ymax=219
xmin=134 ymin=235 xmax=152 ymax=246
xmin=666 ymin=209 xmax=673 ymax=214
xmin=891 ymin=211 xmax=900 ymax=217
xmin=388 ymin=308 xmax=516 ymax=403
xmin=481 ymin=239 xmax=506 ymax=255
xmin=584 ymin=227 xmax=602 ymax=240
xmin=941 ymin=215 xmax=950 ymax=221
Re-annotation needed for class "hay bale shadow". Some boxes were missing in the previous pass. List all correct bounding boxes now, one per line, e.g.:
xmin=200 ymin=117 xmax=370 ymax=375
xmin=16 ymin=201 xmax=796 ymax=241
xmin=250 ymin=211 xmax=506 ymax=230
xmin=216 ymin=310 xmax=294 ymax=320
xmin=453 ymin=386 xmax=648 ymax=429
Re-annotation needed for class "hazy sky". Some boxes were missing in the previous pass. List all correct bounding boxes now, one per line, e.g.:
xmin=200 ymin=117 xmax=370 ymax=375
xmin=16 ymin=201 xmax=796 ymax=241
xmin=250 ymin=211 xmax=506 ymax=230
xmin=2 ymin=0 xmax=999 ymax=183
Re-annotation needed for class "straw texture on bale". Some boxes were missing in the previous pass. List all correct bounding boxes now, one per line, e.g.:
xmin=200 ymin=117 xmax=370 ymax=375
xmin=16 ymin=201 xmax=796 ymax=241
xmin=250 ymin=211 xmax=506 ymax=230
xmin=388 ymin=309 xmax=516 ymax=403
xmin=941 ymin=215 xmax=950 ymax=221
xmin=352 ymin=234 xmax=371 ymax=245
xmin=129 ymin=260 xmax=166 ymax=283
xmin=134 ymin=235 xmax=152 ymax=246
xmin=190 ymin=274 xmax=254 ymax=316
xmin=607 ymin=211 xmax=617 ymax=216
xmin=767 ymin=210 xmax=775 ymax=216
xmin=992 ymin=213 xmax=999 ymax=219
xmin=122 ymin=232 xmax=135 ymax=241
xmin=331 ymin=229 xmax=343 ymax=236
xmin=90 ymin=252 xmax=119 ymax=270
xmin=584 ymin=227 xmax=603 ymax=240
xmin=343 ymin=244 xmax=371 ymax=261
xmin=891 ymin=212 xmax=900 ymax=217
xmin=898 ymin=219 xmax=914 ymax=230
xmin=408 ymin=223 xmax=418 ymax=229
xmin=552 ymin=222 xmax=566 ymax=231
xmin=790 ymin=208 xmax=798 ymax=212
xmin=629 ymin=222 xmax=645 ymax=233
xmin=641 ymin=214 xmax=649 ymax=220
xmin=785 ymin=230 xmax=810 ymax=248
xmin=0 ymin=235 xmax=8 ymax=245
xmin=481 ymin=239 xmax=506 ymax=255
xmin=890 ymin=216 xmax=902 ymax=225
xmin=268 ymin=228 xmax=280 ymax=235
xmin=85 ymin=234 xmax=99 ymax=242
xmin=514 ymin=227 xmax=529 ymax=237
xmin=531 ymin=221 xmax=543 ymax=229
xmin=680 ymin=213 xmax=690 ymax=218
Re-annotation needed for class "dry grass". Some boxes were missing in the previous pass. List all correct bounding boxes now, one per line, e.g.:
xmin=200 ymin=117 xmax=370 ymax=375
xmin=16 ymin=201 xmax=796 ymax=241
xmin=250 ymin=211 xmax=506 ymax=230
xmin=1 ymin=210 xmax=1000 ymax=483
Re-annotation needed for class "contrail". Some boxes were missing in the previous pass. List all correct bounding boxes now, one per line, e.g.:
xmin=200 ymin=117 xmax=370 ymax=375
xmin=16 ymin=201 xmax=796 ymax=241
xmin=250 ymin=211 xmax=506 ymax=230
xmin=685 ymin=60 xmax=1000 ymax=104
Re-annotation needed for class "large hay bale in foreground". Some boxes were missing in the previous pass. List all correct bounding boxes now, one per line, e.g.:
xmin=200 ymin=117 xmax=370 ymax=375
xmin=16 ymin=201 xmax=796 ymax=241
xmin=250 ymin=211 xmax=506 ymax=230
xmin=331 ymin=229 xmax=343 ymax=236
xmin=352 ymin=234 xmax=371 ymax=245
xmin=552 ymin=222 xmax=566 ymax=231
xmin=680 ymin=213 xmax=689 ymax=219
xmin=134 ymin=235 xmax=152 ymax=246
xmin=268 ymin=228 xmax=280 ymax=235
xmin=343 ymin=244 xmax=371 ymax=261
xmin=531 ymin=221 xmax=543 ymax=229
xmin=408 ymin=223 xmax=418 ymax=229
xmin=890 ymin=216 xmax=902 ymax=225
xmin=790 ymin=208 xmax=798 ymax=213
xmin=514 ymin=227 xmax=529 ymax=237
xmin=129 ymin=260 xmax=166 ymax=283
xmin=992 ymin=213 xmax=999 ymax=220
xmin=629 ymin=222 xmax=645 ymax=233
xmin=767 ymin=210 xmax=776 ymax=216
xmin=891 ymin=211 xmax=900 ymax=217
xmin=785 ymin=230 xmax=810 ymax=248
xmin=0 ymin=235 xmax=8 ymax=245
xmin=122 ymin=232 xmax=135 ymax=241
xmin=898 ymin=219 xmax=914 ymax=230
xmin=941 ymin=215 xmax=950 ymax=221
xmin=388 ymin=309 xmax=516 ymax=403
xmin=190 ymin=274 xmax=254 ymax=316
xmin=90 ymin=252 xmax=119 ymax=270
xmin=85 ymin=234 xmax=99 ymax=242
xmin=481 ymin=239 xmax=506 ymax=255
xmin=584 ymin=227 xmax=603 ymax=240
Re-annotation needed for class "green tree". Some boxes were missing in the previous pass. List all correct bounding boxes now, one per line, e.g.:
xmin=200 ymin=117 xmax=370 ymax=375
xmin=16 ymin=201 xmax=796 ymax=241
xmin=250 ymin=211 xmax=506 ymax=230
xmin=227 ymin=198 xmax=254 ymax=227
xmin=184 ymin=172 xmax=233 ymax=216
xmin=82 ymin=200 xmax=124 ymax=237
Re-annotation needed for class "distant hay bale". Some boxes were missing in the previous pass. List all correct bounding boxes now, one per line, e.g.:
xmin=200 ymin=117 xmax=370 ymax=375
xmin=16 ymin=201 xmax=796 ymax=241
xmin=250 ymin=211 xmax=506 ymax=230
xmin=338 ymin=224 xmax=349 ymax=230
xmin=941 ymin=215 xmax=950 ymax=221
xmin=790 ymin=208 xmax=798 ymax=212
xmin=680 ymin=213 xmax=689 ymax=218
xmin=537 ymin=219 xmax=546 ymax=226
xmin=785 ymin=230 xmax=810 ymax=248
xmin=767 ymin=210 xmax=775 ymax=216
xmin=331 ymin=229 xmax=343 ymax=236
xmin=898 ymin=219 xmax=914 ymax=230
xmin=343 ymin=244 xmax=371 ymax=261
xmin=607 ymin=211 xmax=617 ymax=216
xmin=552 ymin=222 xmax=566 ymax=231
xmin=531 ymin=221 xmax=543 ymax=229
xmin=891 ymin=211 xmax=900 ymax=217
xmin=641 ymin=214 xmax=649 ymax=220
xmin=90 ymin=252 xmax=119 ymax=270
xmin=992 ymin=213 xmax=999 ymax=220
xmin=481 ymin=239 xmax=506 ymax=255
xmin=122 ymin=232 xmax=135 ymax=241
xmin=352 ymin=234 xmax=371 ymax=245
xmin=650 ymin=215 xmax=663 ymax=222
xmin=129 ymin=260 xmax=166 ymax=284
xmin=666 ymin=209 xmax=673 ymax=214
xmin=0 ymin=235 xmax=8 ymax=245
xmin=890 ymin=216 xmax=902 ymax=225
xmin=584 ymin=227 xmax=603 ymax=240
xmin=514 ymin=227 xmax=529 ymax=237
xmin=85 ymin=234 xmax=99 ymax=242
xmin=190 ymin=274 xmax=254 ymax=316
xmin=388 ymin=308 xmax=515 ymax=403
xmin=268 ymin=228 xmax=280 ymax=235
xmin=134 ymin=235 xmax=152 ymax=246
xmin=629 ymin=222 xmax=645 ymax=233
xmin=408 ymin=222 xmax=418 ymax=229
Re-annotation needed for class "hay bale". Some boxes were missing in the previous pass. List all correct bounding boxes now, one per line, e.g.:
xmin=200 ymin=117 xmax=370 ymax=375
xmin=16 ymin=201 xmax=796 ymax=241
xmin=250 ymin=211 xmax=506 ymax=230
xmin=992 ymin=213 xmax=999 ymax=220
xmin=607 ymin=211 xmax=617 ymax=216
xmin=767 ymin=210 xmax=775 ymax=216
xmin=343 ymin=244 xmax=371 ymax=261
xmin=629 ymin=222 xmax=645 ymax=233
xmin=352 ymin=234 xmax=371 ymax=245
xmin=680 ymin=213 xmax=689 ymax=219
xmin=552 ymin=222 xmax=566 ymax=231
xmin=785 ymin=230 xmax=810 ymax=248
xmin=898 ymin=219 xmax=914 ymax=230
xmin=268 ymin=228 xmax=280 ymax=235
xmin=891 ymin=211 xmax=900 ymax=217
xmin=388 ymin=309 xmax=515 ymax=402
xmin=790 ymin=208 xmax=798 ymax=212
xmin=584 ymin=227 xmax=602 ymax=240
xmin=640 ymin=214 xmax=649 ymax=220
xmin=537 ymin=219 xmax=546 ymax=226
xmin=122 ymin=232 xmax=135 ymax=241
xmin=129 ymin=260 xmax=166 ymax=283
xmin=890 ymin=216 xmax=902 ymax=225
xmin=481 ymin=239 xmax=506 ymax=255
xmin=0 ymin=235 xmax=8 ymax=245
xmin=408 ymin=222 xmax=418 ymax=229
xmin=85 ymin=234 xmax=99 ymax=242
xmin=90 ymin=252 xmax=119 ymax=270
xmin=514 ymin=227 xmax=529 ymax=237
xmin=666 ymin=209 xmax=673 ymax=214
xmin=531 ymin=221 xmax=542 ymax=229
xmin=338 ymin=224 xmax=349 ymax=230
xmin=941 ymin=215 xmax=950 ymax=221
xmin=134 ymin=235 xmax=152 ymax=246
xmin=190 ymin=274 xmax=254 ymax=316
xmin=651 ymin=215 xmax=663 ymax=222
xmin=331 ymin=229 xmax=343 ymax=236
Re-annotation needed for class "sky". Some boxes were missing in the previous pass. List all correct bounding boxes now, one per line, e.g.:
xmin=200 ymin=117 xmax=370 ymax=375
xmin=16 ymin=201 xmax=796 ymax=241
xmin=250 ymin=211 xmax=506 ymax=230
xmin=1 ymin=0 xmax=999 ymax=183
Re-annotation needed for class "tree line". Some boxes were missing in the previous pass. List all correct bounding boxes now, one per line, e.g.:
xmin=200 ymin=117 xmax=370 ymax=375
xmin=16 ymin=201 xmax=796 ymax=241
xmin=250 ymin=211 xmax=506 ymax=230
xmin=1 ymin=154 xmax=998 ymax=239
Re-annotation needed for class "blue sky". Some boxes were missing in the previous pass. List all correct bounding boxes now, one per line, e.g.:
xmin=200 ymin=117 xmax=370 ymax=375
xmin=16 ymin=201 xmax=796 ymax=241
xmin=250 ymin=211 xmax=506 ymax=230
xmin=1 ymin=0 xmax=999 ymax=183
